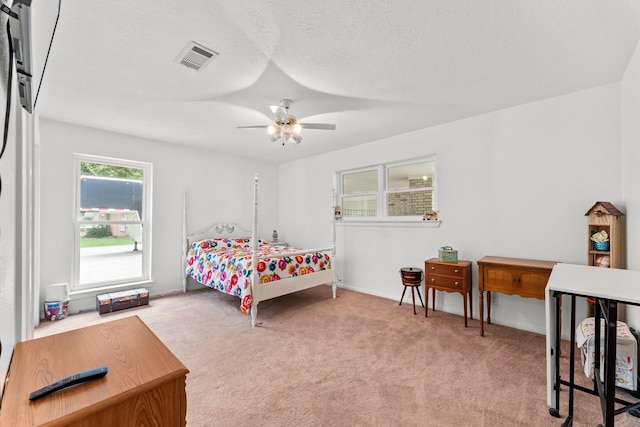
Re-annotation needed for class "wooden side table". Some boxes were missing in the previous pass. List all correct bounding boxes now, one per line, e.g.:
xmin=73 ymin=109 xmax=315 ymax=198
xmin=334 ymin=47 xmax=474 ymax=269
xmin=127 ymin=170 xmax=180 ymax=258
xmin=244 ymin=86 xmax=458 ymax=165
xmin=0 ymin=316 xmax=189 ymax=426
xmin=424 ymin=258 xmax=472 ymax=327
xmin=477 ymin=256 xmax=558 ymax=336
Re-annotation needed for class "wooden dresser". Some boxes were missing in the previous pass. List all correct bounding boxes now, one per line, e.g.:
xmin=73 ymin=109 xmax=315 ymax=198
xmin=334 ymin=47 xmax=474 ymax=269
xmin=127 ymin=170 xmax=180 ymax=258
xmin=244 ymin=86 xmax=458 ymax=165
xmin=0 ymin=315 xmax=189 ymax=426
xmin=477 ymin=256 xmax=558 ymax=336
xmin=424 ymin=258 xmax=473 ymax=327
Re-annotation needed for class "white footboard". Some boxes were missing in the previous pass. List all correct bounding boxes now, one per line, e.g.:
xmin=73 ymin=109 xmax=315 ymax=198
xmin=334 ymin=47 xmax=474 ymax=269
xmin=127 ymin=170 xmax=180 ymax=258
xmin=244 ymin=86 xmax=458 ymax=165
xmin=250 ymin=269 xmax=334 ymax=327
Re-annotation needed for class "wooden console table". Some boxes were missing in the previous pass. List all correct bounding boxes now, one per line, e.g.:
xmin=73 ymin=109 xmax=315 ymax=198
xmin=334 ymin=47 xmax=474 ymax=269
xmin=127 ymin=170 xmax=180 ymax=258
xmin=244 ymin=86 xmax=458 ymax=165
xmin=477 ymin=256 xmax=558 ymax=336
xmin=0 ymin=316 xmax=189 ymax=426
xmin=424 ymin=258 xmax=473 ymax=327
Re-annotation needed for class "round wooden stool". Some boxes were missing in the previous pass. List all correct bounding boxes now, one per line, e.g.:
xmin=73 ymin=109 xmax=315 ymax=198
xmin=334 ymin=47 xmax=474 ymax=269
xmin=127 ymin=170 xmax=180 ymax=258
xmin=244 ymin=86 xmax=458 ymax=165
xmin=399 ymin=267 xmax=425 ymax=315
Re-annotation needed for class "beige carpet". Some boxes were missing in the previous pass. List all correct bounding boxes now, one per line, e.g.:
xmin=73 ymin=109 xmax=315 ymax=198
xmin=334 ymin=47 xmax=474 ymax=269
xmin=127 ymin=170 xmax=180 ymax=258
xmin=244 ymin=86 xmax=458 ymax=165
xmin=35 ymin=286 xmax=640 ymax=427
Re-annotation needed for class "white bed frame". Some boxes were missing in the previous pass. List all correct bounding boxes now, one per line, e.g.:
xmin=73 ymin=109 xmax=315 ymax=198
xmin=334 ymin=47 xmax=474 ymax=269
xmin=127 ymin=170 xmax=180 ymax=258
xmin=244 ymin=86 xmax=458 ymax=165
xmin=181 ymin=174 xmax=337 ymax=326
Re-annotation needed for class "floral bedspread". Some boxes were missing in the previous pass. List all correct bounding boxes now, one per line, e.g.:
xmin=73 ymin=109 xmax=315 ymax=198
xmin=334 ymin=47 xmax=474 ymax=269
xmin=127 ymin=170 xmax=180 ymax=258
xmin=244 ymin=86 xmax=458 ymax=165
xmin=185 ymin=238 xmax=331 ymax=314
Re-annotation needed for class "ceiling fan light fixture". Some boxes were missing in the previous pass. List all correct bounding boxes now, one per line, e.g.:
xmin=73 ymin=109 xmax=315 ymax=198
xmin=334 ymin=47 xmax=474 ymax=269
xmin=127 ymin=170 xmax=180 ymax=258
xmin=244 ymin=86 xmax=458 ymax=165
xmin=286 ymin=133 xmax=302 ymax=144
xmin=238 ymin=99 xmax=334 ymax=146
xmin=269 ymin=132 xmax=281 ymax=142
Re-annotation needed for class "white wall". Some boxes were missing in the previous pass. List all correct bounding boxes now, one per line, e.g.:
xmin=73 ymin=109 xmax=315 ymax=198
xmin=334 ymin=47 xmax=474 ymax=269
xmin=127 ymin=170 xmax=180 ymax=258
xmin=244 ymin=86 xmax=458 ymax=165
xmin=0 ymin=70 xmax=18 ymax=383
xmin=38 ymin=119 xmax=280 ymax=314
xmin=279 ymin=83 xmax=623 ymax=337
xmin=622 ymin=39 xmax=640 ymax=328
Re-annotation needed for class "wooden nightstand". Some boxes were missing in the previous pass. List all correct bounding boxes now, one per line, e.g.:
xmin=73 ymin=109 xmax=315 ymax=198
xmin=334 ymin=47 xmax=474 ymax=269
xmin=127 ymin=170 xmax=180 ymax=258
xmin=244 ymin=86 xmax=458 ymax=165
xmin=424 ymin=258 xmax=473 ymax=327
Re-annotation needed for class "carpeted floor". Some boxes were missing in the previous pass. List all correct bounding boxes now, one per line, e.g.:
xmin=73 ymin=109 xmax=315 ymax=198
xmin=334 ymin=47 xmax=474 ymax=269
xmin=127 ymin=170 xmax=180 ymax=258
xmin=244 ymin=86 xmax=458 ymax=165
xmin=35 ymin=286 xmax=640 ymax=426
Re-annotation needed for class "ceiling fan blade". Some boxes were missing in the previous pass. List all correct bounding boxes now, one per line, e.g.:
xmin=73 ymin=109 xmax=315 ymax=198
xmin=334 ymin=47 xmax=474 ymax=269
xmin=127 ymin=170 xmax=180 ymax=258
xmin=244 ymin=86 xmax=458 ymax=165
xmin=300 ymin=123 xmax=336 ymax=130
xmin=237 ymin=125 xmax=270 ymax=129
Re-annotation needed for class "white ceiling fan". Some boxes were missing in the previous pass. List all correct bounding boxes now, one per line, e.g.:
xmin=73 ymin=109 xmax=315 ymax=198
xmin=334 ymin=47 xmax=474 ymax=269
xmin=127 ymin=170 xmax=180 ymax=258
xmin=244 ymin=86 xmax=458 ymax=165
xmin=238 ymin=99 xmax=336 ymax=145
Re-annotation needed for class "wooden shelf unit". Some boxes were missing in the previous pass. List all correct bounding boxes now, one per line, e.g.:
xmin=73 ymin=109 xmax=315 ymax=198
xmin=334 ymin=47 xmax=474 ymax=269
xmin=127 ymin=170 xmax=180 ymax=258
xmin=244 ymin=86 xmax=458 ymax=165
xmin=585 ymin=201 xmax=625 ymax=318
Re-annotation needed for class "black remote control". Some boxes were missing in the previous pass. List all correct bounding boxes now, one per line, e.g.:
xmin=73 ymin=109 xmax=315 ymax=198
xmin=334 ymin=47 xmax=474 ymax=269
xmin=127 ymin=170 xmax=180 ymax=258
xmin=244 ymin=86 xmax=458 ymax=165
xmin=29 ymin=366 xmax=108 ymax=401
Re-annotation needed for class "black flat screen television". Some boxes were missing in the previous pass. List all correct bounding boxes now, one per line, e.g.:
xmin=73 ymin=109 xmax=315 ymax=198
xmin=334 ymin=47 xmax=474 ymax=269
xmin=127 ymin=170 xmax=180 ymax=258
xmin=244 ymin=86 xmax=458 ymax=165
xmin=1 ymin=0 xmax=58 ymax=198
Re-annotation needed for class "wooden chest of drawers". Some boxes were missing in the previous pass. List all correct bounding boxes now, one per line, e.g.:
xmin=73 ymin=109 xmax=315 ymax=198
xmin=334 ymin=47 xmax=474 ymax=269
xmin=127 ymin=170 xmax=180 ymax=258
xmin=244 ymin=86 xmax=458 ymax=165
xmin=477 ymin=256 xmax=558 ymax=336
xmin=424 ymin=258 xmax=473 ymax=327
xmin=0 ymin=316 xmax=189 ymax=426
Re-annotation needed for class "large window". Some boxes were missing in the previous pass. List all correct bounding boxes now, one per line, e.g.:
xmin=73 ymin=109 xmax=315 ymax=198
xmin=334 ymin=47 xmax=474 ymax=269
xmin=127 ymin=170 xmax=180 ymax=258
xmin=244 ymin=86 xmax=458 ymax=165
xmin=338 ymin=157 xmax=436 ymax=220
xmin=73 ymin=154 xmax=152 ymax=290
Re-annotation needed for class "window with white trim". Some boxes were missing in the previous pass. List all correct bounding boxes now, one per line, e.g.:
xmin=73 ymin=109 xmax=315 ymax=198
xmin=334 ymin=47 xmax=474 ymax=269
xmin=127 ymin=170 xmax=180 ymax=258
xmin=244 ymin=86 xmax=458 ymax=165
xmin=338 ymin=157 xmax=436 ymax=220
xmin=73 ymin=154 xmax=152 ymax=290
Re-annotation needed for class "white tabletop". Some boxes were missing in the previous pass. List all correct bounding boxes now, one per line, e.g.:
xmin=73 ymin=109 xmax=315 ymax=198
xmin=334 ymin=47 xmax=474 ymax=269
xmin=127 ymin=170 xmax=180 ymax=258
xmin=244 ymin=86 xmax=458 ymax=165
xmin=545 ymin=263 xmax=640 ymax=305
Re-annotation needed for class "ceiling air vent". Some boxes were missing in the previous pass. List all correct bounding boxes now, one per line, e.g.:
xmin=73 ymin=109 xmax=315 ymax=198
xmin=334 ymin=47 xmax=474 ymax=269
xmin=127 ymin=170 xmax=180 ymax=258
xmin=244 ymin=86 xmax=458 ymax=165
xmin=176 ymin=41 xmax=219 ymax=71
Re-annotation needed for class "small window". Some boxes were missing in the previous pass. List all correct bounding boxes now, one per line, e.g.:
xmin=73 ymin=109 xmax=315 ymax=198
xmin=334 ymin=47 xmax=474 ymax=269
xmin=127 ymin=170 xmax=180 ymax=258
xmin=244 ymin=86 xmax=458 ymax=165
xmin=386 ymin=161 xmax=435 ymax=217
xmin=338 ymin=157 xmax=436 ymax=220
xmin=341 ymin=169 xmax=378 ymax=217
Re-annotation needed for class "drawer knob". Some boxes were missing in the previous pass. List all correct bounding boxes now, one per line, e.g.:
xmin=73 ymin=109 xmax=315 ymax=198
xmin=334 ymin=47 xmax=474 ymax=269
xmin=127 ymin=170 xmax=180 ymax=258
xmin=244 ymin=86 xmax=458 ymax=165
xmin=431 ymin=266 xmax=435 ymax=270
xmin=431 ymin=278 xmax=435 ymax=283
xmin=454 ymin=281 xmax=459 ymax=286
xmin=454 ymin=269 xmax=459 ymax=273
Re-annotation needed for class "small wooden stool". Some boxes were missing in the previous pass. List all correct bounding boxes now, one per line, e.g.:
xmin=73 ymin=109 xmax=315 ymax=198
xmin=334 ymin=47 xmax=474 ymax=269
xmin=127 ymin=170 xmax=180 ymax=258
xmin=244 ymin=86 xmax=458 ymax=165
xmin=399 ymin=267 xmax=425 ymax=315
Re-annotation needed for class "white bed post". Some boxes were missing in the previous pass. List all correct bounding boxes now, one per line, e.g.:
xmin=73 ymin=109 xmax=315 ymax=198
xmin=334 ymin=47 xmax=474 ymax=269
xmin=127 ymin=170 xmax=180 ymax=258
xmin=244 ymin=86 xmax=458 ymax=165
xmin=331 ymin=184 xmax=337 ymax=299
xmin=181 ymin=191 xmax=187 ymax=293
xmin=250 ymin=174 xmax=259 ymax=327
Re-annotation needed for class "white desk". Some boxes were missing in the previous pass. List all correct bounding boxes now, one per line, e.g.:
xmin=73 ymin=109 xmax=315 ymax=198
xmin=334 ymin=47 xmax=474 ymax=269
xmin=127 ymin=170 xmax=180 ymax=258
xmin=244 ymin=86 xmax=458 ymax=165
xmin=545 ymin=263 xmax=640 ymax=426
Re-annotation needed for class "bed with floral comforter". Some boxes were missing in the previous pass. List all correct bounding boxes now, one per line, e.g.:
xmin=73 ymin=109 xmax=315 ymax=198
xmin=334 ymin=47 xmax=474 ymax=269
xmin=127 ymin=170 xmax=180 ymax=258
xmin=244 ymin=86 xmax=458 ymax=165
xmin=185 ymin=237 xmax=332 ymax=314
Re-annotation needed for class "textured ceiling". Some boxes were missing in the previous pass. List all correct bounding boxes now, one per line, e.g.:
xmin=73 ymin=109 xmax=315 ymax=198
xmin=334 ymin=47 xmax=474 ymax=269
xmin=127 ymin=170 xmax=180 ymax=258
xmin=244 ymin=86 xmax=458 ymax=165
xmin=30 ymin=0 xmax=640 ymax=164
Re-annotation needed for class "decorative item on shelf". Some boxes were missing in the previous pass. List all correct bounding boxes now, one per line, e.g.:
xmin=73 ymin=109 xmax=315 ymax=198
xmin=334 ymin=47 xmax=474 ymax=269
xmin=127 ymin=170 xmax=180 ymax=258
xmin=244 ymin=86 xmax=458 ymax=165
xmin=590 ymin=230 xmax=610 ymax=251
xmin=272 ymin=229 xmax=278 ymax=243
xmin=438 ymin=246 xmax=458 ymax=263
xmin=334 ymin=206 xmax=342 ymax=220
xmin=423 ymin=210 xmax=438 ymax=221
xmin=594 ymin=255 xmax=611 ymax=268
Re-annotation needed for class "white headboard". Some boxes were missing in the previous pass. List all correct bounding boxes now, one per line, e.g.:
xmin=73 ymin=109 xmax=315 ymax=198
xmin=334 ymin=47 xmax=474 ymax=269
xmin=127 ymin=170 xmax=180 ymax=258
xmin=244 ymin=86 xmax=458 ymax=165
xmin=186 ymin=222 xmax=253 ymax=246
xmin=181 ymin=190 xmax=255 ymax=292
